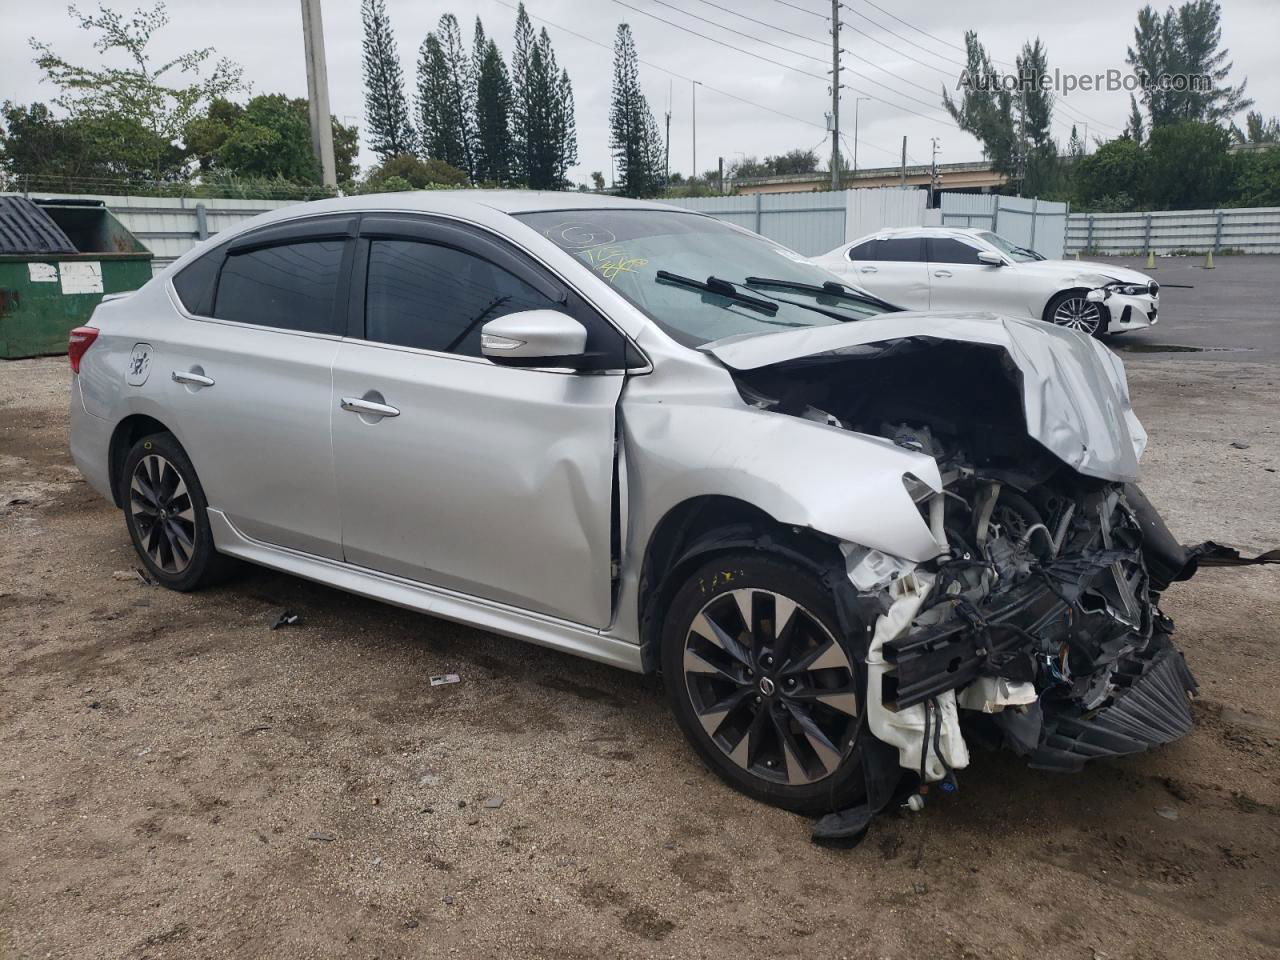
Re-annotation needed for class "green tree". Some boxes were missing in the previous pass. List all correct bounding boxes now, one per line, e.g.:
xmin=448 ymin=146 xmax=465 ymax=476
xmin=1072 ymin=136 xmax=1148 ymax=209
xmin=183 ymin=95 xmax=358 ymax=185
xmin=1126 ymin=1 xmax=1252 ymax=131
xmin=942 ymin=31 xmax=1017 ymax=178
xmin=609 ymin=24 xmax=663 ymax=198
xmin=28 ymin=1 xmax=243 ymax=181
xmin=437 ymin=14 xmax=476 ymax=181
xmin=509 ymin=3 xmax=537 ymax=185
xmin=473 ymin=33 xmax=513 ymax=185
xmin=769 ymin=148 xmax=819 ymax=175
xmin=1232 ymin=110 xmax=1280 ymax=144
xmin=552 ymin=62 xmax=578 ymax=187
xmin=357 ymin=152 xmax=468 ymax=192
xmin=415 ymin=21 xmax=472 ymax=178
xmin=361 ymin=0 xmax=416 ymax=161
xmin=1231 ymin=149 xmax=1280 ymax=206
xmin=1144 ymin=120 xmax=1233 ymax=208
xmin=0 ymin=101 xmax=109 ymax=191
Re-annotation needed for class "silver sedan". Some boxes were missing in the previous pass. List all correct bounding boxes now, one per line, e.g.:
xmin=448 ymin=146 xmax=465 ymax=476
xmin=68 ymin=192 xmax=1207 ymax=821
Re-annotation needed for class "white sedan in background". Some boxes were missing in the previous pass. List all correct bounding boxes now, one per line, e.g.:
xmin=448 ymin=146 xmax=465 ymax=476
xmin=811 ymin=226 xmax=1159 ymax=337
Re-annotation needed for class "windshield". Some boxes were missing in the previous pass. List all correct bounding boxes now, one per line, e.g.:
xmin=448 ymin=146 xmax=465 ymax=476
xmin=977 ymin=230 xmax=1043 ymax=262
xmin=517 ymin=209 xmax=892 ymax=347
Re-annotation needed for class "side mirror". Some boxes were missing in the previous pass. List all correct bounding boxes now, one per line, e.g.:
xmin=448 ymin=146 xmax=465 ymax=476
xmin=976 ymin=251 xmax=1005 ymax=266
xmin=481 ymin=310 xmax=589 ymax=367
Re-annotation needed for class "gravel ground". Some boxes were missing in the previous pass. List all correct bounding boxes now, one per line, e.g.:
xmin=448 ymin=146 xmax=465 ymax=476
xmin=1 ymin=353 xmax=1277 ymax=960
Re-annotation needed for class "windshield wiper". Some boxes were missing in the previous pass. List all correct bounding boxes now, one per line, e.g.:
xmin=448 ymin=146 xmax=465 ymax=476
xmin=743 ymin=276 xmax=897 ymax=312
xmin=655 ymin=270 xmax=779 ymax=314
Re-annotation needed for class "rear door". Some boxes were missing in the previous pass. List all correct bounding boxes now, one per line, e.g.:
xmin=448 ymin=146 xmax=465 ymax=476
xmin=330 ymin=215 xmax=628 ymax=627
xmin=846 ymin=237 xmax=930 ymax=310
xmin=163 ymin=216 xmax=354 ymax=559
xmin=926 ymin=236 xmax=1015 ymax=313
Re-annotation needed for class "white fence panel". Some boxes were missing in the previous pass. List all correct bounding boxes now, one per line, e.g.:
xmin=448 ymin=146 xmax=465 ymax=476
xmin=1066 ymin=206 xmax=1280 ymax=255
xmin=658 ymin=191 xmax=847 ymax=256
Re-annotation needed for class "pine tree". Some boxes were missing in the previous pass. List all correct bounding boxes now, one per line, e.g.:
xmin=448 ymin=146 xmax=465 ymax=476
xmin=474 ymin=37 xmax=513 ymax=184
xmin=360 ymin=0 xmax=416 ymax=160
xmin=509 ymin=3 xmax=536 ymax=185
xmin=609 ymin=24 xmax=663 ymax=198
xmin=552 ymin=67 xmax=578 ymax=188
xmin=437 ymin=14 xmax=476 ymax=181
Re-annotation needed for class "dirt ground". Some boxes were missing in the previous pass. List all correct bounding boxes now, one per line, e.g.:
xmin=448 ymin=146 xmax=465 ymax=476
xmin=1 ymin=353 xmax=1277 ymax=960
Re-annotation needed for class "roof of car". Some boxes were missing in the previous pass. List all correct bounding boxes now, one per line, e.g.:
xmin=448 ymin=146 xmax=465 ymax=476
xmin=252 ymin=190 xmax=685 ymax=219
xmin=854 ymin=225 xmax=989 ymax=241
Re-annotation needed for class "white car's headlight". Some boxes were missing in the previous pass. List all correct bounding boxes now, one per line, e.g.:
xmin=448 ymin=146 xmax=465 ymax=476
xmin=1106 ymin=281 xmax=1159 ymax=297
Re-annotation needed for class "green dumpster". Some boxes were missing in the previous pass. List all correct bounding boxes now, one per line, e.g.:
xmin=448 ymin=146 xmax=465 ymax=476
xmin=0 ymin=196 xmax=153 ymax=359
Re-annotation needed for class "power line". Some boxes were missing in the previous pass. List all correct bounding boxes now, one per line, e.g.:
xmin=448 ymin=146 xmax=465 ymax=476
xmin=685 ymin=0 xmax=828 ymax=48
xmin=487 ymin=0 xmax=832 ymax=135
xmin=612 ymin=0 xmax=829 ymax=81
xmin=764 ymin=0 xmax=828 ymax=20
xmin=629 ymin=0 xmax=828 ymax=67
xmin=855 ymin=0 xmax=968 ymax=55
xmin=839 ymin=6 xmax=968 ymax=69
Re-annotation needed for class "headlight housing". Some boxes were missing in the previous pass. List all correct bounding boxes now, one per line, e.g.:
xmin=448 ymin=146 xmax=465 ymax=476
xmin=1106 ymin=280 xmax=1159 ymax=297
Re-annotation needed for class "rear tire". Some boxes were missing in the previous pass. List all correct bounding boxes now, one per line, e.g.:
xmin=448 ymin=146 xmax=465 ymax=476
xmin=661 ymin=551 xmax=867 ymax=815
xmin=120 ymin=432 xmax=236 ymax=592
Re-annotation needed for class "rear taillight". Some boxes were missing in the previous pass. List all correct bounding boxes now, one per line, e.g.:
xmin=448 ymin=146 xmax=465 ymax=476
xmin=68 ymin=327 xmax=99 ymax=374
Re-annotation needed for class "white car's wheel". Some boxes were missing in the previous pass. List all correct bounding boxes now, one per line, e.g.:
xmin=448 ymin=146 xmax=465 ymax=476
xmin=1047 ymin=290 xmax=1107 ymax=337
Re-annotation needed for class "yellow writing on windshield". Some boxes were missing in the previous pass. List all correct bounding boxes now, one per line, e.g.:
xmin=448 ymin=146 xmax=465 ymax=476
xmin=580 ymin=245 xmax=649 ymax=283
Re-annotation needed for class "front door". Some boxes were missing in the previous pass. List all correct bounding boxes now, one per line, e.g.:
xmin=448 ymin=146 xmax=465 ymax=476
xmin=926 ymin=236 xmax=1016 ymax=314
xmin=330 ymin=216 xmax=627 ymax=628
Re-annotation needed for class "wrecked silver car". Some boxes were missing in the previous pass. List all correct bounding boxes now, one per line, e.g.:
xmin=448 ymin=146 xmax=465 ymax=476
xmin=68 ymin=193 xmax=1260 ymax=831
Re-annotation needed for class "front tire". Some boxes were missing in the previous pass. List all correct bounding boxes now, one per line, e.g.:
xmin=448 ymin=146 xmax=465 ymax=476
xmin=1046 ymin=289 xmax=1109 ymax=337
xmin=661 ymin=552 xmax=867 ymax=815
xmin=121 ymin=432 xmax=235 ymax=591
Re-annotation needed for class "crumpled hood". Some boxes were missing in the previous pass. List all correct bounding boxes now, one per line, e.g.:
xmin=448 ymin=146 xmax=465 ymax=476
xmin=1022 ymin=259 xmax=1154 ymax=288
xmin=704 ymin=311 xmax=1147 ymax=482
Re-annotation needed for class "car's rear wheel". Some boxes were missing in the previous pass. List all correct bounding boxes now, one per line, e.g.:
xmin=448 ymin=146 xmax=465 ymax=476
xmin=661 ymin=552 xmax=867 ymax=815
xmin=121 ymin=432 xmax=235 ymax=591
xmin=1047 ymin=289 xmax=1108 ymax=336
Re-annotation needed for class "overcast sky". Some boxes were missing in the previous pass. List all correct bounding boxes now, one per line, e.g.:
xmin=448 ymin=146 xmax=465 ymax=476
xmin=5 ymin=0 xmax=1278 ymax=184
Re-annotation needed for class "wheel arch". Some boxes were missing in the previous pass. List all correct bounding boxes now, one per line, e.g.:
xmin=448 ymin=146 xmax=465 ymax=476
xmin=1043 ymin=286 xmax=1111 ymax=332
xmin=635 ymin=495 xmax=848 ymax=674
xmin=108 ymin=414 xmax=178 ymax=507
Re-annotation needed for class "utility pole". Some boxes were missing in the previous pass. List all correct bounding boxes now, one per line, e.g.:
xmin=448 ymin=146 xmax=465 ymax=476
xmin=852 ymin=96 xmax=869 ymax=176
xmin=829 ymin=0 xmax=841 ymax=190
xmin=664 ymin=109 xmax=671 ymax=185
xmin=1015 ymin=88 xmax=1027 ymax=197
xmin=929 ymin=137 xmax=941 ymax=208
xmin=691 ymin=81 xmax=699 ymax=182
xmin=300 ymin=0 xmax=337 ymax=190
xmin=900 ymin=136 xmax=907 ymax=187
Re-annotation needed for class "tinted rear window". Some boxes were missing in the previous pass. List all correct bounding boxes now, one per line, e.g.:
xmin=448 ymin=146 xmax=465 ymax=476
xmin=213 ymin=240 xmax=345 ymax=333
xmin=172 ymin=250 xmax=221 ymax=315
xmin=875 ymin=238 xmax=924 ymax=262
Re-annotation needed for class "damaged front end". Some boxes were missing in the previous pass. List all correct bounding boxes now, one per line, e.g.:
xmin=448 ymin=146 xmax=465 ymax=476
xmin=708 ymin=314 xmax=1214 ymax=823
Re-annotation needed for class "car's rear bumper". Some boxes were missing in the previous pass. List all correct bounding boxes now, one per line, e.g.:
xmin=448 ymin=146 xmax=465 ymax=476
xmin=69 ymin=378 xmax=115 ymax=504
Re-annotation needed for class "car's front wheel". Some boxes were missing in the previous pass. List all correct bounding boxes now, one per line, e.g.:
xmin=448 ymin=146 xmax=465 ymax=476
xmin=121 ymin=432 xmax=235 ymax=591
xmin=661 ymin=552 xmax=867 ymax=814
xmin=1046 ymin=289 xmax=1108 ymax=337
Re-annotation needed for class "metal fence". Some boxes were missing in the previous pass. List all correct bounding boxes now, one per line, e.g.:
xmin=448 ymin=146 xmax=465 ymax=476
xmin=940 ymin=194 xmax=1069 ymax=259
xmin=657 ymin=191 xmax=850 ymax=256
xmin=0 ymin=192 xmax=298 ymax=273
xmin=1065 ymin=207 xmax=1280 ymax=255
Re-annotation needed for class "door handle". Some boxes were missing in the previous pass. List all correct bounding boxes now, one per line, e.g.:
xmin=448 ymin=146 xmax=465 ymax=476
xmin=859 ymin=266 xmax=877 ymax=273
xmin=933 ymin=270 xmax=953 ymax=278
xmin=341 ymin=396 xmax=400 ymax=418
xmin=172 ymin=370 xmax=215 ymax=387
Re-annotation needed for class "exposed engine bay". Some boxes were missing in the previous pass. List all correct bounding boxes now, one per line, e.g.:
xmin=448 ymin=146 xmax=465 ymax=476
xmin=730 ymin=338 xmax=1243 ymax=813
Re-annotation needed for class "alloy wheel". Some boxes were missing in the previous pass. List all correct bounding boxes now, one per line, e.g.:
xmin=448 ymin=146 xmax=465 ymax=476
xmin=1052 ymin=297 xmax=1103 ymax=334
xmin=682 ymin=588 xmax=859 ymax=786
xmin=129 ymin=454 xmax=197 ymax=574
